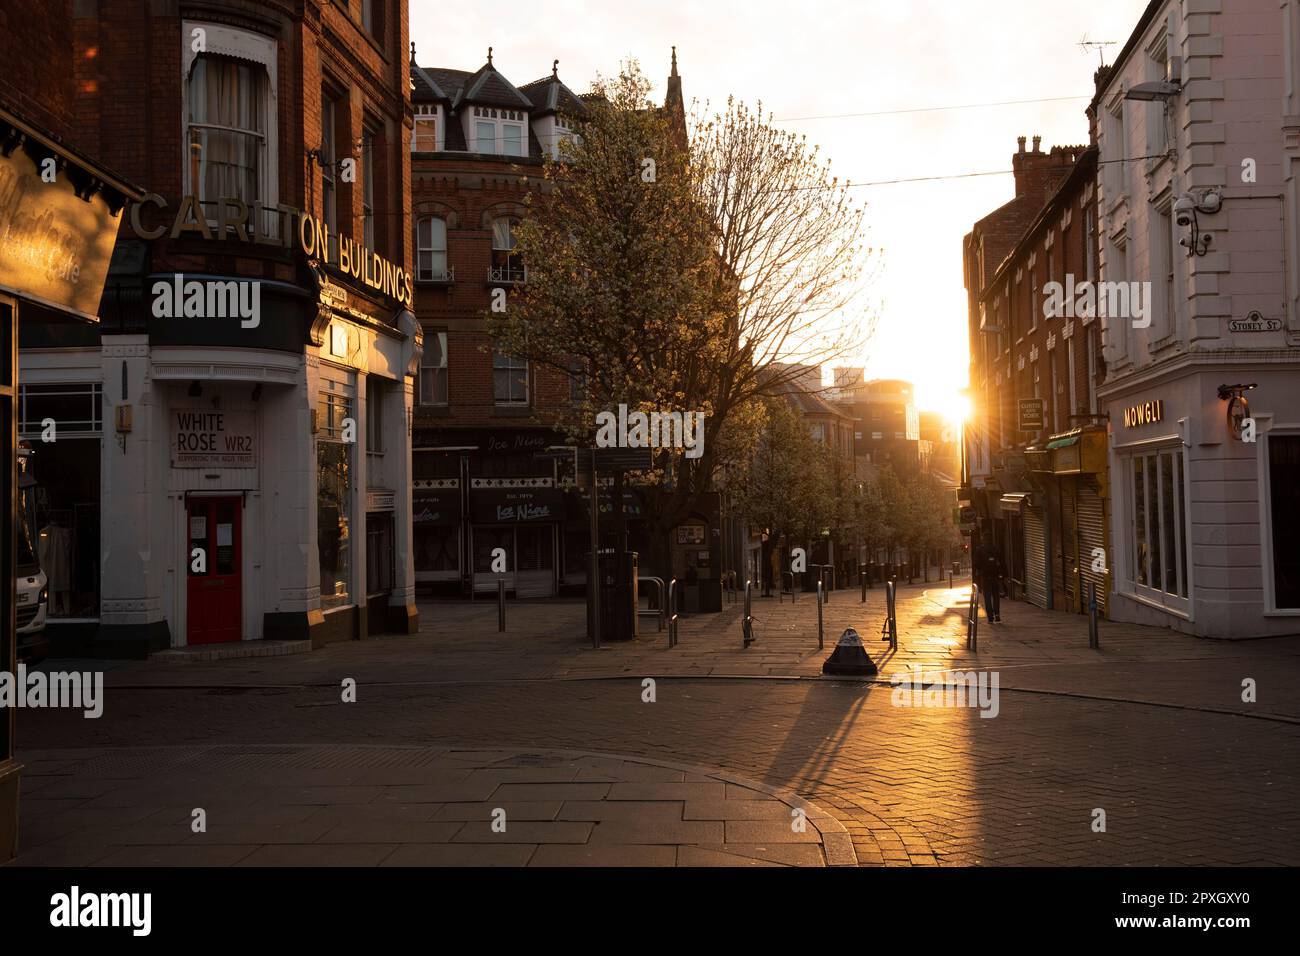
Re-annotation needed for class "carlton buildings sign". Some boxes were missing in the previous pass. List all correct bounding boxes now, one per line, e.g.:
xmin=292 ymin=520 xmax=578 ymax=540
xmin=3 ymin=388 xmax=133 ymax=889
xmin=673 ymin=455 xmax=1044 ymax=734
xmin=127 ymin=193 xmax=413 ymax=309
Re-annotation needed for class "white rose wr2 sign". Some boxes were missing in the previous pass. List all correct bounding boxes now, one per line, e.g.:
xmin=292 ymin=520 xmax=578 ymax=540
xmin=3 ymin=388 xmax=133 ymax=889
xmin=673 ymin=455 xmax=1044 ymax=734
xmin=171 ymin=409 xmax=255 ymax=468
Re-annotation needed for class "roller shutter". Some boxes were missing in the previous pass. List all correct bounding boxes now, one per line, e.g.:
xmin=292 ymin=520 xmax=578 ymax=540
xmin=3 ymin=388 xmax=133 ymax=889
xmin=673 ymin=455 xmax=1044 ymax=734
xmin=1025 ymin=503 xmax=1050 ymax=609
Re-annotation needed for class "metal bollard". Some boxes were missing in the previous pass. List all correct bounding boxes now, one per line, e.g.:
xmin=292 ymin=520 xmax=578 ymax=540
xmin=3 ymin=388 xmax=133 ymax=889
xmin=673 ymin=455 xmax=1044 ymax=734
xmin=742 ymin=579 xmax=755 ymax=647
xmin=861 ymin=570 xmax=867 ymax=604
xmin=498 ymin=578 xmax=506 ymax=632
xmin=667 ymin=578 xmax=680 ymax=648
xmin=1088 ymin=582 xmax=1099 ymax=649
xmin=967 ymin=583 xmax=979 ymax=651
xmin=816 ymin=580 xmax=824 ymax=650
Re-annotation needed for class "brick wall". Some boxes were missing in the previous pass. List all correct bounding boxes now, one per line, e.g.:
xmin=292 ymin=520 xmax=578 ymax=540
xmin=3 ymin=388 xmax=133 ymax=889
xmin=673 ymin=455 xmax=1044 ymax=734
xmin=0 ymin=0 xmax=77 ymax=143
xmin=57 ymin=0 xmax=410 ymax=279
xmin=411 ymin=154 xmax=572 ymax=433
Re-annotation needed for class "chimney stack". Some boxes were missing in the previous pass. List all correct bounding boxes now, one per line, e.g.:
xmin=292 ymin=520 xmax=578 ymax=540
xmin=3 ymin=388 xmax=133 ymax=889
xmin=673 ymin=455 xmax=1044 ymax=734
xmin=1017 ymin=135 xmax=1027 ymax=153
xmin=1032 ymin=134 xmax=1042 ymax=152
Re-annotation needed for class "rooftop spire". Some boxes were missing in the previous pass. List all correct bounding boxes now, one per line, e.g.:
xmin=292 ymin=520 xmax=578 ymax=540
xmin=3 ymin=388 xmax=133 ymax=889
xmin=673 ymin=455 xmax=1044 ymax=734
xmin=553 ymin=59 xmax=559 ymax=78
xmin=410 ymin=41 xmax=416 ymax=64
xmin=671 ymin=45 xmax=678 ymax=77
xmin=487 ymin=46 xmax=493 ymax=66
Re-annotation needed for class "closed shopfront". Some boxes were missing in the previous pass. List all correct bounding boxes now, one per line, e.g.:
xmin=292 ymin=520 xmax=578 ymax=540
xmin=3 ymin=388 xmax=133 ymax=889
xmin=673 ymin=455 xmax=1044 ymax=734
xmin=469 ymin=481 xmax=561 ymax=597
xmin=413 ymin=479 xmax=461 ymax=593
xmin=1046 ymin=426 xmax=1110 ymax=615
xmin=1024 ymin=500 xmax=1050 ymax=609
xmin=1076 ymin=479 xmax=1108 ymax=615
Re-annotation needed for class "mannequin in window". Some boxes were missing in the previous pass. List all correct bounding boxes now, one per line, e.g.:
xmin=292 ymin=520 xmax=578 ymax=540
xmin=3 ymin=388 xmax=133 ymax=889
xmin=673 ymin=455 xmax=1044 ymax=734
xmin=38 ymin=511 xmax=74 ymax=616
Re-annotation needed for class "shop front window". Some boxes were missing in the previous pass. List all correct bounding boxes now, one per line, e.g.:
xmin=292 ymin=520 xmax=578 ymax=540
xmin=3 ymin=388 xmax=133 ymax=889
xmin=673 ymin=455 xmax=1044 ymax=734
xmin=317 ymin=387 xmax=353 ymax=609
xmin=1128 ymin=448 xmax=1187 ymax=607
xmin=19 ymin=384 xmax=102 ymax=619
xmin=1269 ymin=434 xmax=1300 ymax=609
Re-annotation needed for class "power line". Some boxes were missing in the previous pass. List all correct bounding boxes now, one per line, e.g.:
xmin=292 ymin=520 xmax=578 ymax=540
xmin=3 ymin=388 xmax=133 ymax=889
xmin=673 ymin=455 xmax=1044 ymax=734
xmin=791 ymin=153 xmax=1167 ymax=191
xmin=774 ymin=95 xmax=1092 ymax=123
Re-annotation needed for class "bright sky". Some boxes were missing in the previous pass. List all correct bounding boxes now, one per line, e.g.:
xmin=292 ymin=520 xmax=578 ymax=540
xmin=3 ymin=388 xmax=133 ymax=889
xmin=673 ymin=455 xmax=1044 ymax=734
xmin=411 ymin=0 xmax=1148 ymax=422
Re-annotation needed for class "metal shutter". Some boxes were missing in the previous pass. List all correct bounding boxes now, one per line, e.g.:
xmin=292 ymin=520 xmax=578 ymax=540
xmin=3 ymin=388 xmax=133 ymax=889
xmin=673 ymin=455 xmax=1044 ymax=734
xmin=1076 ymin=480 xmax=1108 ymax=616
xmin=1025 ymin=504 xmax=1050 ymax=609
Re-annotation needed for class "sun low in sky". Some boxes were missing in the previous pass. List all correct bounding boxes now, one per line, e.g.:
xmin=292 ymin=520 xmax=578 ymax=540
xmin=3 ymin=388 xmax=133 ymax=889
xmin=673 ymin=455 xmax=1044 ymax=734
xmin=412 ymin=0 xmax=1148 ymax=418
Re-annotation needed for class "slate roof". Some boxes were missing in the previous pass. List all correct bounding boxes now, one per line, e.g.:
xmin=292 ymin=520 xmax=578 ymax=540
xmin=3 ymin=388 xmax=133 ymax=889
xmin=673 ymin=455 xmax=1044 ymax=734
xmin=517 ymin=74 xmax=588 ymax=119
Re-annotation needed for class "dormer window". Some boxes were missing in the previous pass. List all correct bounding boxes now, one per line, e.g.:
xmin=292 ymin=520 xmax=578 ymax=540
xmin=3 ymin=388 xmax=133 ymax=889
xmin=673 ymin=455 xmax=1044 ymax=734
xmin=413 ymin=104 xmax=439 ymax=151
xmin=472 ymin=106 xmax=526 ymax=157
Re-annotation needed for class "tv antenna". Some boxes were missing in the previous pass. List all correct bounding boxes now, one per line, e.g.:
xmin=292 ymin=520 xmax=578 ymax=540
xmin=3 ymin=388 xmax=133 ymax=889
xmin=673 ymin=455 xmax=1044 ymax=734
xmin=1078 ymin=34 xmax=1117 ymax=67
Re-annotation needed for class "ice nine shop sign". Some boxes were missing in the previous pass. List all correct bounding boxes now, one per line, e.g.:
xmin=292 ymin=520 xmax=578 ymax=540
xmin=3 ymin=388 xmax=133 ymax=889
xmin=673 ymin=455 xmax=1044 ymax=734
xmin=172 ymin=409 xmax=255 ymax=468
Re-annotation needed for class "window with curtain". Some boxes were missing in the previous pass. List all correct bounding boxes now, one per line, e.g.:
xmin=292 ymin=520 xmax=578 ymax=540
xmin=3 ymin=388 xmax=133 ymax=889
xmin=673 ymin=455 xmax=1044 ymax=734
xmin=419 ymin=332 xmax=448 ymax=406
xmin=187 ymin=54 xmax=269 ymax=211
xmin=490 ymin=217 xmax=524 ymax=282
xmin=416 ymin=216 xmax=448 ymax=280
xmin=492 ymin=350 xmax=528 ymax=405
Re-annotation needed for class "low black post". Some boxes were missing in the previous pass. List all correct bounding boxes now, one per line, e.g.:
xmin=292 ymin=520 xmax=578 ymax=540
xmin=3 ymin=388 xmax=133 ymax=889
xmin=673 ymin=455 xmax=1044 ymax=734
xmin=816 ymin=580 xmax=824 ymax=650
xmin=1088 ymin=582 xmax=1099 ymax=649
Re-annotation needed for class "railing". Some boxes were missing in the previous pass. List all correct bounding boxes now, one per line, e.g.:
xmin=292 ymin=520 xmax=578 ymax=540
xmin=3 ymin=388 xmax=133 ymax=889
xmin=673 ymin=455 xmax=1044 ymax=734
xmin=721 ymin=570 xmax=738 ymax=604
xmin=638 ymin=576 xmax=666 ymax=632
xmin=667 ymin=578 xmax=680 ymax=648
xmin=417 ymin=266 xmax=455 ymax=283
xmin=742 ymin=579 xmax=755 ymax=647
xmin=487 ymin=265 xmax=527 ymax=284
xmin=779 ymin=570 xmax=796 ymax=604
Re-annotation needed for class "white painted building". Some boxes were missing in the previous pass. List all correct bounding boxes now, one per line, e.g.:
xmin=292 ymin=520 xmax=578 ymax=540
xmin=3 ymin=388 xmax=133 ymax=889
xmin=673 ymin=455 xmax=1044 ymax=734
xmin=20 ymin=275 xmax=421 ymax=653
xmin=1093 ymin=0 xmax=1300 ymax=637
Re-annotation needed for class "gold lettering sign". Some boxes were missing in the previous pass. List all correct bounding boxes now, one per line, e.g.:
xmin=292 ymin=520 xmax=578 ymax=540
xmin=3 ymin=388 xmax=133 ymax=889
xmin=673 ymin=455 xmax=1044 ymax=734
xmin=0 ymin=147 xmax=123 ymax=319
xmin=127 ymin=194 xmax=412 ymax=309
xmin=1122 ymin=399 xmax=1164 ymax=428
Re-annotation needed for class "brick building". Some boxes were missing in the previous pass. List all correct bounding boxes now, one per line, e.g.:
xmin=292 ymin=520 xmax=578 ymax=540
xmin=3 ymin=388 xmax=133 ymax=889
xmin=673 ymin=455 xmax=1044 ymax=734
xmin=0 ymin=0 xmax=150 ymax=864
xmin=963 ymin=137 xmax=1109 ymax=615
xmin=408 ymin=48 xmax=686 ymax=599
xmin=16 ymin=0 xmax=420 ymax=654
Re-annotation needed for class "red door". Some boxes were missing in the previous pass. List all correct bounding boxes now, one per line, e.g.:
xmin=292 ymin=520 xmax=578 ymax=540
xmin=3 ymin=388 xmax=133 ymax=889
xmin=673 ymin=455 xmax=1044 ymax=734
xmin=186 ymin=496 xmax=242 ymax=644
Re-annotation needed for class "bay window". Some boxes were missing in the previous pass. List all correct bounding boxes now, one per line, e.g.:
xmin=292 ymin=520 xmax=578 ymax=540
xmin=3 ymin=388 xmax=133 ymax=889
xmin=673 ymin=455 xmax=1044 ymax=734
xmin=187 ymin=55 xmax=268 ymax=211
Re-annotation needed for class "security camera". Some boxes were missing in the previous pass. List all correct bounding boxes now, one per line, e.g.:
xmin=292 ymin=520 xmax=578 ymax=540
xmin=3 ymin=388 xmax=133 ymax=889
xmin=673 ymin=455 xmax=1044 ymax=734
xmin=1174 ymin=195 xmax=1196 ymax=227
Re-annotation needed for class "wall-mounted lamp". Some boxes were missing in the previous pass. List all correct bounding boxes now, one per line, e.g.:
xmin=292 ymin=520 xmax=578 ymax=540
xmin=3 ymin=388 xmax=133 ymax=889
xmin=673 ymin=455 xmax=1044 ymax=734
xmin=1174 ymin=190 xmax=1219 ymax=257
xmin=1217 ymin=383 xmax=1257 ymax=440
xmin=251 ymin=383 xmax=263 ymax=403
xmin=188 ymin=380 xmax=202 ymax=398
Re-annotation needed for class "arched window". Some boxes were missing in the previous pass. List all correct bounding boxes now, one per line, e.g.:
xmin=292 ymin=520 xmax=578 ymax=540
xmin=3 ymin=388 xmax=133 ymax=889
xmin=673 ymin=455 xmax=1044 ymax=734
xmin=416 ymin=216 xmax=448 ymax=281
xmin=490 ymin=217 xmax=524 ymax=283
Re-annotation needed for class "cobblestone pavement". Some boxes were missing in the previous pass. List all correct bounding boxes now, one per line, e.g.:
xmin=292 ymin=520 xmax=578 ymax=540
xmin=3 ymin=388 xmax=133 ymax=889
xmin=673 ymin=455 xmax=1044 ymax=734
xmin=12 ymin=580 xmax=1300 ymax=866
xmin=11 ymin=745 xmax=854 ymax=867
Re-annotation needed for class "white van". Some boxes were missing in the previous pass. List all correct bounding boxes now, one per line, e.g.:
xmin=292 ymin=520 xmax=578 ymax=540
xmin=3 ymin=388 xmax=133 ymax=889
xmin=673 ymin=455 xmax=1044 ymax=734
xmin=16 ymin=446 xmax=49 ymax=661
